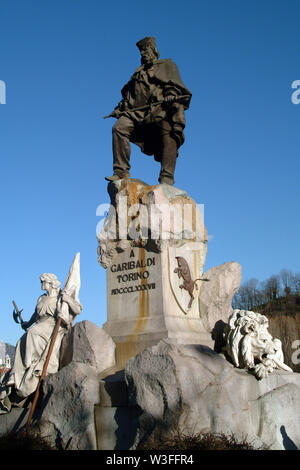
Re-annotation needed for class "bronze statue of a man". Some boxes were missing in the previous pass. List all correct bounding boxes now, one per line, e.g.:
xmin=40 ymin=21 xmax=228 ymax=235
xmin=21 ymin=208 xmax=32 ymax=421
xmin=105 ymin=37 xmax=192 ymax=186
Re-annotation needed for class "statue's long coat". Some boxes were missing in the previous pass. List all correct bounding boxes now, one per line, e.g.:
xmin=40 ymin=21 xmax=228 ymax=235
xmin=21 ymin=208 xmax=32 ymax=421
xmin=119 ymin=59 xmax=192 ymax=161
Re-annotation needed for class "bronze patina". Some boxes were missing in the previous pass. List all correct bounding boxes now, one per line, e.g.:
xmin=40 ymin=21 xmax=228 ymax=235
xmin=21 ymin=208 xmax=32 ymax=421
xmin=105 ymin=37 xmax=192 ymax=186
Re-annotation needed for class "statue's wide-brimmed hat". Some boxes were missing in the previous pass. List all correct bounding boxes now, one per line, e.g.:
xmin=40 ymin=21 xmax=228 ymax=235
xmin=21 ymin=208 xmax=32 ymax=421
xmin=136 ymin=36 xmax=157 ymax=50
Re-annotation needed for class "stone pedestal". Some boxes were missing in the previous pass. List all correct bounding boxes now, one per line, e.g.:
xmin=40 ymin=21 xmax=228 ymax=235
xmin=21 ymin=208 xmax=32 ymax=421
xmin=98 ymin=179 xmax=212 ymax=367
xmin=103 ymin=243 xmax=210 ymax=367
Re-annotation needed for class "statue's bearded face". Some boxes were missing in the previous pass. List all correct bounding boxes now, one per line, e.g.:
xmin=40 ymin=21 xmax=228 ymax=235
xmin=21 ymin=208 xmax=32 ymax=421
xmin=140 ymin=45 xmax=157 ymax=65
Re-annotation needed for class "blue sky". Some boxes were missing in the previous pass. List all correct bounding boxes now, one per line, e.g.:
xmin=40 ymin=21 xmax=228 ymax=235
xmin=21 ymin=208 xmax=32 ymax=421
xmin=0 ymin=0 xmax=299 ymax=345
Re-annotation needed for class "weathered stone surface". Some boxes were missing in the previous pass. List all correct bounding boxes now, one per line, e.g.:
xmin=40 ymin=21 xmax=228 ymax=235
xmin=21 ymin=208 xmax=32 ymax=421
xmin=99 ymin=179 xmax=212 ymax=367
xmin=95 ymin=370 xmax=141 ymax=450
xmin=97 ymin=179 xmax=207 ymax=269
xmin=103 ymin=242 xmax=212 ymax=368
xmin=199 ymin=262 xmax=242 ymax=335
xmin=125 ymin=340 xmax=300 ymax=450
xmin=3 ymin=323 xmax=298 ymax=451
xmin=125 ymin=341 xmax=182 ymax=439
xmin=36 ymin=362 xmax=100 ymax=450
xmin=33 ymin=321 xmax=116 ymax=450
xmin=60 ymin=320 xmax=116 ymax=372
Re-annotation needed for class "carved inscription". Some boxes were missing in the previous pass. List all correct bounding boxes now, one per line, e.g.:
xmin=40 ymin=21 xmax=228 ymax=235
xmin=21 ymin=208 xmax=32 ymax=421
xmin=110 ymin=250 xmax=157 ymax=296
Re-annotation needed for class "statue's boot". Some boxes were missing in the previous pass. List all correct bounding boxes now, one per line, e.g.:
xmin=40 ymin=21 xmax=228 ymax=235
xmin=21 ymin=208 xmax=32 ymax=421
xmin=105 ymin=172 xmax=130 ymax=182
xmin=159 ymin=176 xmax=174 ymax=185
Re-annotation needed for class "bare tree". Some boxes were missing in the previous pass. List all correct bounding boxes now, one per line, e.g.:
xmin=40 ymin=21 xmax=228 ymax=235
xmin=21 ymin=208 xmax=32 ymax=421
xmin=232 ymin=278 xmax=261 ymax=310
xmin=233 ymin=269 xmax=299 ymax=310
xmin=280 ymin=270 xmax=300 ymax=294
xmin=279 ymin=269 xmax=295 ymax=292
xmin=262 ymin=275 xmax=281 ymax=302
xmin=293 ymin=272 xmax=300 ymax=294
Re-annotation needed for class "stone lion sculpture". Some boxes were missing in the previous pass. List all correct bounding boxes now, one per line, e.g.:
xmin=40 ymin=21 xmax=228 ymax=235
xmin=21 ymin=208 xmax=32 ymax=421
xmin=223 ymin=309 xmax=293 ymax=379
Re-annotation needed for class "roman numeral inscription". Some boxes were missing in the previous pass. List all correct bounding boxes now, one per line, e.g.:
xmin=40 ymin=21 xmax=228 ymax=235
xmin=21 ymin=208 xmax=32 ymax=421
xmin=109 ymin=251 xmax=157 ymax=296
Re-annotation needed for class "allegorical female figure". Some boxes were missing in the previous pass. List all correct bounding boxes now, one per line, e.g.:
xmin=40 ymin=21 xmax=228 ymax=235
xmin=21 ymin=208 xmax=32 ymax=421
xmin=0 ymin=263 xmax=82 ymax=413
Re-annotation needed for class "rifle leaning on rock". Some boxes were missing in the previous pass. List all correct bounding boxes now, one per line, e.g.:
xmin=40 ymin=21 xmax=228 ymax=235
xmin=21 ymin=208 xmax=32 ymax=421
xmin=103 ymin=94 xmax=191 ymax=119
